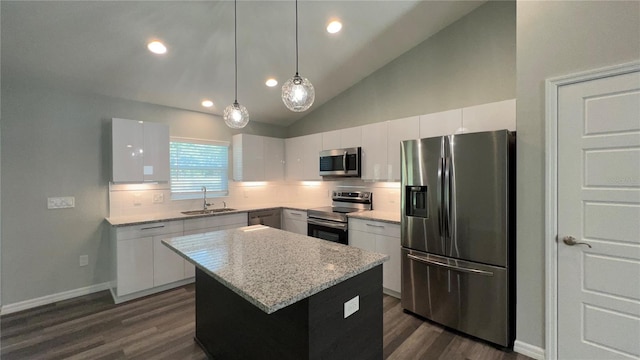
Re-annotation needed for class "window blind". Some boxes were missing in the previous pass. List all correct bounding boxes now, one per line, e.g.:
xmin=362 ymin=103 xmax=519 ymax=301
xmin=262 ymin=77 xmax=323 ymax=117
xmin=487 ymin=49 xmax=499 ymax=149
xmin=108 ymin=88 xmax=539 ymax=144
xmin=170 ymin=139 xmax=229 ymax=198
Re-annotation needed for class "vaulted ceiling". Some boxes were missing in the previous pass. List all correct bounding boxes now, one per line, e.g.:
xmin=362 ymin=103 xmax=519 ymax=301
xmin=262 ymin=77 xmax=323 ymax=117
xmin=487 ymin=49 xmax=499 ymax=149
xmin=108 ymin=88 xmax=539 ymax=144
xmin=2 ymin=1 xmax=484 ymax=126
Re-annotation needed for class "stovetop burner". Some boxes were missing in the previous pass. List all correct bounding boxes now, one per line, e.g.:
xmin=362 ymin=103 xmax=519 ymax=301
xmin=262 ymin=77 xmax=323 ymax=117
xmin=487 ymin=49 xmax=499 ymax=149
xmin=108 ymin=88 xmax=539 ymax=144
xmin=307 ymin=191 xmax=373 ymax=223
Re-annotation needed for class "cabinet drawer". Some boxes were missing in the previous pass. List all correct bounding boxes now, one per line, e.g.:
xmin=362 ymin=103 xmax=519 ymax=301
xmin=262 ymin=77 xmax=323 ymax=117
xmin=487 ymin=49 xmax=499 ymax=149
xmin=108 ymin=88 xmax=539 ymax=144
xmin=283 ymin=209 xmax=307 ymax=220
xmin=218 ymin=212 xmax=248 ymax=226
xmin=349 ymin=219 xmax=400 ymax=237
xmin=115 ymin=220 xmax=184 ymax=241
xmin=183 ymin=213 xmax=248 ymax=232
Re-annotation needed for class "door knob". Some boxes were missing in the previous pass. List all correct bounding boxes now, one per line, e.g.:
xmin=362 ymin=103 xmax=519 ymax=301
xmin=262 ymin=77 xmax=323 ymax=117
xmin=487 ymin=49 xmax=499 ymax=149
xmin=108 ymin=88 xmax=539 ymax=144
xmin=562 ymin=236 xmax=592 ymax=248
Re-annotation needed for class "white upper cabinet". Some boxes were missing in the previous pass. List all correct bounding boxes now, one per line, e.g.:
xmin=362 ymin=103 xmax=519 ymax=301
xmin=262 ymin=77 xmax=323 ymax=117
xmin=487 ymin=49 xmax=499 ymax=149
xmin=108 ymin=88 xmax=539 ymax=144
xmin=112 ymin=118 xmax=169 ymax=183
xmin=302 ymin=133 xmax=322 ymax=180
xmin=142 ymin=122 xmax=170 ymax=182
xmin=286 ymin=133 xmax=321 ymax=180
xmin=263 ymin=136 xmax=285 ymax=181
xmin=340 ymin=126 xmax=362 ymax=148
xmin=321 ymin=126 xmax=362 ymax=150
xmin=233 ymin=134 xmax=284 ymax=181
xmin=322 ymin=130 xmax=341 ymax=150
xmin=461 ymin=99 xmax=516 ymax=133
xmin=388 ymin=116 xmax=420 ymax=181
xmin=233 ymin=134 xmax=263 ymax=181
xmin=361 ymin=121 xmax=388 ymax=181
xmin=285 ymin=136 xmax=304 ymax=180
xmin=419 ymin=109 xmax=462 ymax=139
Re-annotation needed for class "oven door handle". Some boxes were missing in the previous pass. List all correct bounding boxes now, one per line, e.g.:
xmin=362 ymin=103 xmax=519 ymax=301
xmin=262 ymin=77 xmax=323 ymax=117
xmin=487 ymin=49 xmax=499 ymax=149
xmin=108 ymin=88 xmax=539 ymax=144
xmin=307 ymin=218 xmax=348 ymax=231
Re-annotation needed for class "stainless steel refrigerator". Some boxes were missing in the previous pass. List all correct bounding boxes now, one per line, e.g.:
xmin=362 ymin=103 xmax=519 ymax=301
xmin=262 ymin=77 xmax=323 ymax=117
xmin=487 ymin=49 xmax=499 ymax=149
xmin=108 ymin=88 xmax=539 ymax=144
xmin=400 ymin=130 xmax=515 ymax=348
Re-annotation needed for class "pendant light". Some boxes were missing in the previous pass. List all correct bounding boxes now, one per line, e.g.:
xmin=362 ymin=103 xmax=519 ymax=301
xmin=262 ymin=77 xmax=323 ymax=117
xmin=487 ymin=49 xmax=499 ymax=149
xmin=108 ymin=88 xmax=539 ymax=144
xmin=223 ymin=0 xmax=249 ymax=129
xmin=281 ymin=0 xmax=315 ymax=112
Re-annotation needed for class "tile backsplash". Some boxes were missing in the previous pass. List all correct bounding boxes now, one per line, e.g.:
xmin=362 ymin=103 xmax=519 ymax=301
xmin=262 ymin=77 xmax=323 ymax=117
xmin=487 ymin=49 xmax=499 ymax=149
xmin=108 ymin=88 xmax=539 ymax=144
xmin=108 ymin=180 xmax=401 ymax=218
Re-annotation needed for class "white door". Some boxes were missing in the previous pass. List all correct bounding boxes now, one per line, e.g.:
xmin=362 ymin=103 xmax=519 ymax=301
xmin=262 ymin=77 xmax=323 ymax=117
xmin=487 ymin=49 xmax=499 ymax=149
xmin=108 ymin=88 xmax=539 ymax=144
xmin=557 ymin=70 xmax=640 ymax=359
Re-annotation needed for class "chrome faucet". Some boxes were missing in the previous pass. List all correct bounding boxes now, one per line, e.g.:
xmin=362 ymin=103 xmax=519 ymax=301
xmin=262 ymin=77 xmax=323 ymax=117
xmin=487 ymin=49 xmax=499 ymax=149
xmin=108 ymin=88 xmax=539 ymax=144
xmin=202 ymin=186 xmax=213 ymax=210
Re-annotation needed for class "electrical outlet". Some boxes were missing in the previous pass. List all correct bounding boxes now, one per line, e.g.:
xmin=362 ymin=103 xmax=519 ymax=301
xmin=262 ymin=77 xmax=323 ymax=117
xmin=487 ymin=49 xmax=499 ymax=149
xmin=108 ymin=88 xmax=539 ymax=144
xmin=133 ymin=193 xmax=142 ymax=206
xmin=47 ymin=196 xmax=75 ymax=209
xmin=79 ymin=255 xmax=89 ymax=267
xmin=152 ymin=193 xmax=164 ymax=204
xmin=344 ymin=295 xmax=359 ymax=318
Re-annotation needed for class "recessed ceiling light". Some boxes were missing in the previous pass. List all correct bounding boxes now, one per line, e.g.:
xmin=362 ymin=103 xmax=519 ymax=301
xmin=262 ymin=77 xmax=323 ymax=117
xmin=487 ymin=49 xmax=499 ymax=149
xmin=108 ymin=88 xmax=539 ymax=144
xmin=201 ymin=100 xmax=214 ymax=108
xmin=147 ymin=41 xmax=167 ymax=55
xmin=326 ymin=20 xmax=342 ymax=34
xmin=265 ymin=78 xmax=278 ymax=87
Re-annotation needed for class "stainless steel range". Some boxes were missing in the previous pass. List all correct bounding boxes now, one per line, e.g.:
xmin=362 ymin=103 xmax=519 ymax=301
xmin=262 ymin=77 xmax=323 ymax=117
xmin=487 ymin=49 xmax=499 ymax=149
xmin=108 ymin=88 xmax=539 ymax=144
xmin=307 ymin=191 xmax=372 ymax=245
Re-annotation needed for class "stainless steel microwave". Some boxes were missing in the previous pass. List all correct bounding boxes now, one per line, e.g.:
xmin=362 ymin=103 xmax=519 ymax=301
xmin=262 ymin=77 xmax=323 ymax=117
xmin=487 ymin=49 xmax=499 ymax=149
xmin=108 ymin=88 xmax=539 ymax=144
xmin=319 ymin=147 xmax=361 ymax=177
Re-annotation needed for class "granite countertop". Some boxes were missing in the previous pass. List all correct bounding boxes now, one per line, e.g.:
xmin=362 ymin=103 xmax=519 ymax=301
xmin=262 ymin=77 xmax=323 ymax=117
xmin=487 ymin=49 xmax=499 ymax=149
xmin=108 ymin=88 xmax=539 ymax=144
xmin=162 ymin=225 xmax=389 ymax=314
xmin=106 ymin=203 xmax=319 ymax=227
xmin=347 ymin=210 xmax=400 ymax=224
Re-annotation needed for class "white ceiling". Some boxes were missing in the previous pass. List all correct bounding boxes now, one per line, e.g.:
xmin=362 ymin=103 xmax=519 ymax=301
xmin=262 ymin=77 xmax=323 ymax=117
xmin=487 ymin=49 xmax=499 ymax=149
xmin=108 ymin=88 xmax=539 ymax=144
xmin=2 ymin=1 xmax=484 ymax=127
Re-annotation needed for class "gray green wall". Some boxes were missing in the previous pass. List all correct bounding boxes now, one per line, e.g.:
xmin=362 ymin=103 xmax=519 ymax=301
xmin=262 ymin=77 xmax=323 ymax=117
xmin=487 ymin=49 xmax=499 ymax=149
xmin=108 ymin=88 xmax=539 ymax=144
xmin=516 ymin=0 xmax=640 ymax=349
xmin=287 ymin=0 xmax=516 ymax=137
xmin=0 ymin=79 xmax=285 ymax=305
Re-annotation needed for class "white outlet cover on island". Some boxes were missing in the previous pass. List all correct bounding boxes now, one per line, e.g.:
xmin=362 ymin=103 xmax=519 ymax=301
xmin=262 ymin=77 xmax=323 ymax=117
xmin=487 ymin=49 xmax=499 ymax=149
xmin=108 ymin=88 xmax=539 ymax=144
xmin=344 ymin=295 xmax=359 ymax=318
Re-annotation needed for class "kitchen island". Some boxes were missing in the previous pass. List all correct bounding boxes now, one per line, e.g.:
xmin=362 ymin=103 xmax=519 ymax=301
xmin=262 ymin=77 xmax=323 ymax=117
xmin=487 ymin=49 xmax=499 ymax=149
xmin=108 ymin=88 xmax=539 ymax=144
xmin=162 ymin=225 xmax=389 ymax=360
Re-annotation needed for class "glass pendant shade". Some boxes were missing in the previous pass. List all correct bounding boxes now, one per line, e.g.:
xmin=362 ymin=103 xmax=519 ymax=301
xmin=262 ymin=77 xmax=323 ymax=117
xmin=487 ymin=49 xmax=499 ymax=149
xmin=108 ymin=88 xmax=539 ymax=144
xmin=282 ymin=74 xmax=315 ymax=112
xmin=223 ymin=101 xmax=249 ymax=129
xmin=223 ymin=0 xmax=249 ymax=129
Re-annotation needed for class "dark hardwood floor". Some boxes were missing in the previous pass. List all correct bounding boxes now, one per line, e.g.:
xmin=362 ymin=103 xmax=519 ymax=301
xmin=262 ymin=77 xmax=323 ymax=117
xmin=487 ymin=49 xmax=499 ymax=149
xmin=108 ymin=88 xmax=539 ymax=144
xmin=1 ymin=285 xmax=531 ymax=360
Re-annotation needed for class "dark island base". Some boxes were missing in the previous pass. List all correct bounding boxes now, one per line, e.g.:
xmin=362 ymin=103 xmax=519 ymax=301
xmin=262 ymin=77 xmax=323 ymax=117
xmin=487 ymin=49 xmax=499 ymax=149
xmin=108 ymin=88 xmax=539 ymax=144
xmin=195 ymin=265 xmax=383 ymax=360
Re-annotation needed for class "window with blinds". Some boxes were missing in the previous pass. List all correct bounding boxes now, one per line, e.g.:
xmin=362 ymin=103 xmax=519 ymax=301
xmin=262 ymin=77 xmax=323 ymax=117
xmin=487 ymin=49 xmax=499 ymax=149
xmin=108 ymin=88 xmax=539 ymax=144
xmin=170 ymin=138 xmax=229 ymax=199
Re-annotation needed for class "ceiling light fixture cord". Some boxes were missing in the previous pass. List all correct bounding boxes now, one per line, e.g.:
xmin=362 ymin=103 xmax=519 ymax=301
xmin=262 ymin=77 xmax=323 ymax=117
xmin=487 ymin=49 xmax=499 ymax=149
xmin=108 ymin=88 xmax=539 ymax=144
xmin=281 ymin=0 xmax=314 ymax=112
xmin=223 ymin=0 xmax=249 ymax=128
xmin=295 ymin=0 xmax=299 ymax=76
xmin=234 ymin=0 xmax=238 ymax=102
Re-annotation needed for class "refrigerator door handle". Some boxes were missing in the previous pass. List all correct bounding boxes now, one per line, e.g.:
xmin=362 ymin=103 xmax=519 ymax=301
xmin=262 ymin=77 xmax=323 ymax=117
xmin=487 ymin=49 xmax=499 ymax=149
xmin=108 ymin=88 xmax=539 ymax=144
xmin=407 ymin=254 xmax=494 ymax=277
xmin=437 ymin=157 xmax=445 ymax=236
xmin=443 ymin=156 xmax=451 ymax=239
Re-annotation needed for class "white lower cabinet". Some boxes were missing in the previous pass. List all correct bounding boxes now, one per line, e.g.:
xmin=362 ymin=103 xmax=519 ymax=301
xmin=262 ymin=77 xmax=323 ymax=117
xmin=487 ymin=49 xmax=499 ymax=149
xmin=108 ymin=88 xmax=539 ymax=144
xmin=348 ymin=218 xmax=401 ymax=296
xmin=112 ymin=213 xmax=248 ymax=302
xmin=116 ymin=236 xmax=154 ymax=296
xmin=113 ymin=220 xmax=184 ymax=298
xmin=153 ymin=233 xmax=185 ymax=286
xmin=282 ymin=209 xmax=307 ymax=235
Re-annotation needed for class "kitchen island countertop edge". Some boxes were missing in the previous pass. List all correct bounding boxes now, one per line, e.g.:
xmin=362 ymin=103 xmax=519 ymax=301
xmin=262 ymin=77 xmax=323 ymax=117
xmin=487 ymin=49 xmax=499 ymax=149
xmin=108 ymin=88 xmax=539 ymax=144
xmin=162 ymin=225 xmax=389 ymax=314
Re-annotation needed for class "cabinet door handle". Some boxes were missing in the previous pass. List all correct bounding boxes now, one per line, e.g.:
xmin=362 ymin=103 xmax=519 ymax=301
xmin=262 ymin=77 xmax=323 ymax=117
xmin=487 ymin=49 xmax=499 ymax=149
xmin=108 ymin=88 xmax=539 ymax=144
xmin=290 ymin=212 xmax=302 ymax=216
xmin=365 ymin=223 xmax=385 ymax=228
xmin=140 ymin=224 xmax=165 ymax=231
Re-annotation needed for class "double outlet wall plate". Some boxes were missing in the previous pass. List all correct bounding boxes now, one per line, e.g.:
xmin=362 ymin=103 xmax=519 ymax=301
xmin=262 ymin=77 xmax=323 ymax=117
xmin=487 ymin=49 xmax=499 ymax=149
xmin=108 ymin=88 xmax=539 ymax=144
xmin=47 ymin=196 xmax=75 ymax=209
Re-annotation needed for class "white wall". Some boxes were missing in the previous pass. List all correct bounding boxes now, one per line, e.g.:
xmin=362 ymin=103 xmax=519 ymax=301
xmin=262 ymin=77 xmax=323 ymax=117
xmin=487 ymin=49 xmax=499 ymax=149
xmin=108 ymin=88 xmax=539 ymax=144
xmin=0 ymin=80 xmax=285 ymax=306
xmin=516 ymin=0 xmax=640 ymax=350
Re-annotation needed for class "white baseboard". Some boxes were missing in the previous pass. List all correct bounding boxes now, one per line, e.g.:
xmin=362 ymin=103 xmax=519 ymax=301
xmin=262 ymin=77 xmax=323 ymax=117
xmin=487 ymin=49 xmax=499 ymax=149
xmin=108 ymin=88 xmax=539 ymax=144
xmin=514 ymin=340 xmax=546 ymax=360
xmin=109 ymin=277 xmax=194 ymax=304
xmin=0 ymin=282 xmax=110 ymax=316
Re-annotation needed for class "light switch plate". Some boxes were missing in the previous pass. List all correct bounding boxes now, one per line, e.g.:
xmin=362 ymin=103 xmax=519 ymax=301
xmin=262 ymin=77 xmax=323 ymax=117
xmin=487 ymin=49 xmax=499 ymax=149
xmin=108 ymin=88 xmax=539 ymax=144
xmin=47 ymin=196 xmax=75 ymax=209
xmin=344 ymin=295 xmax=359 ymax=318
xmin=79 ymin=255 xmax=88 ymax=267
